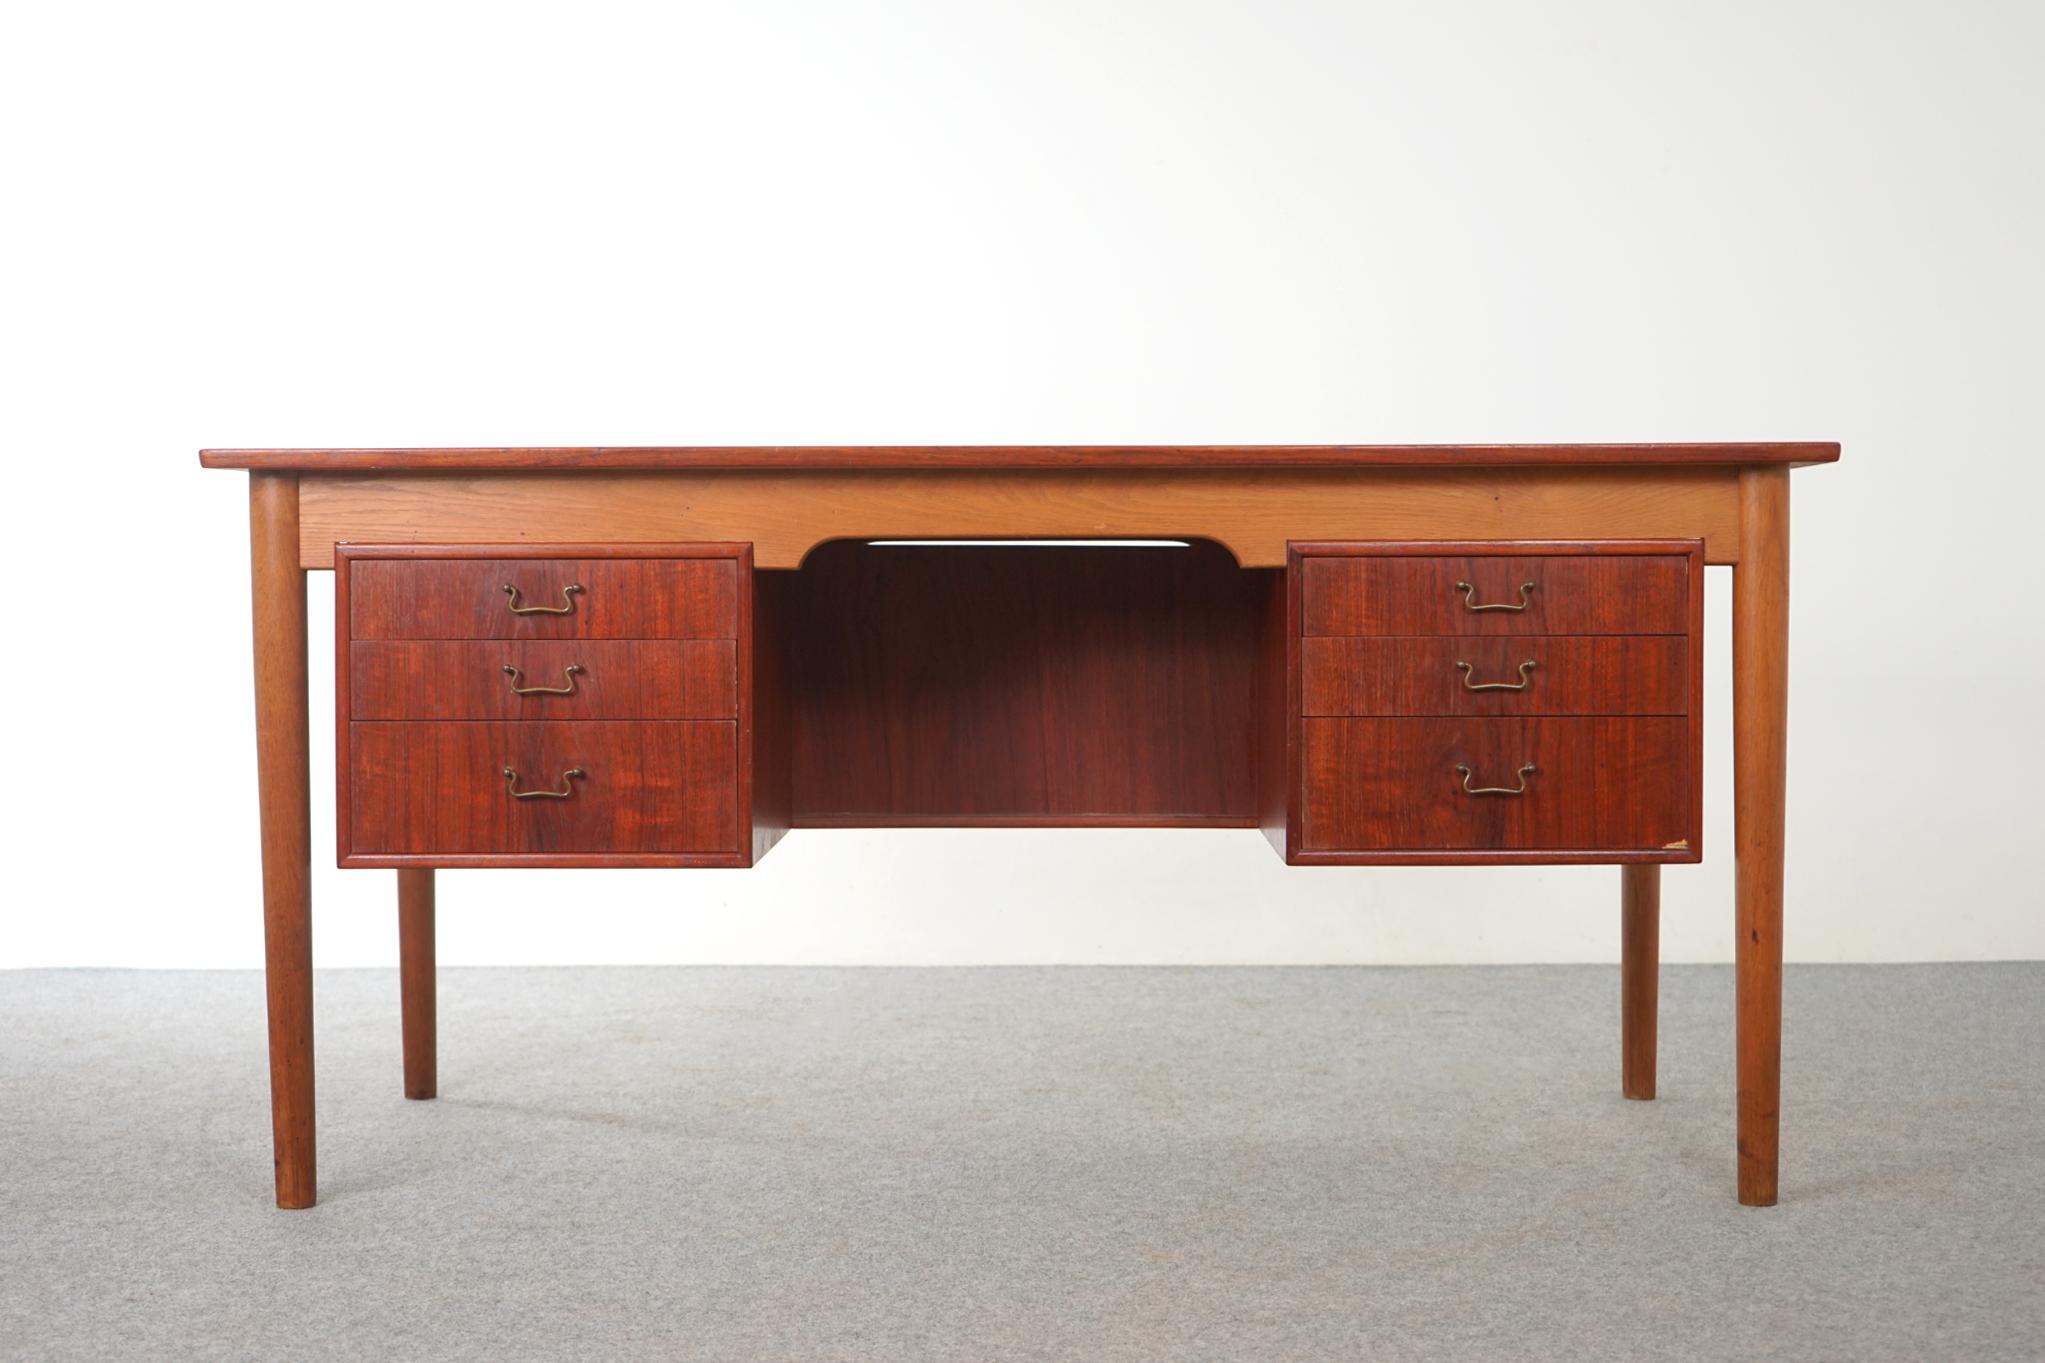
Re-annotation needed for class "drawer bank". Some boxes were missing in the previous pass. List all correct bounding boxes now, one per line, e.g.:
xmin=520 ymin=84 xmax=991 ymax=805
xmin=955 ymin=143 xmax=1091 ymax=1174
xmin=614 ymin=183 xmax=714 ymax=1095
xmin=202 ymin=443 xmax=1836 ymax=1208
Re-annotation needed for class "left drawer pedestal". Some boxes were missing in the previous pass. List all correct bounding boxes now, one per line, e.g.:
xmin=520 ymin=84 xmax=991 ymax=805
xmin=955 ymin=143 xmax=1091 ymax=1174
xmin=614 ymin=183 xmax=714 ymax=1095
xmin=335 ymin=544 xmax=769 ymax=869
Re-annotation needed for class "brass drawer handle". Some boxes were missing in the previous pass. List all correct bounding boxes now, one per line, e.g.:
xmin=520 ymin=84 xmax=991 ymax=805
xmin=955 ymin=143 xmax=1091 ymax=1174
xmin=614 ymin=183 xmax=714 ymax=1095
xmin=503 ymin=582 xmax=584 ymax=615
xmin=1455 ymin=581 xmax=1535 ymax=613
xmin=503 ymin=663 xmax=584 ymax=696
xmin=1456 ymin=659 xmax=1536 ymax=692
xmin=1455 ymin=762 xmax=1536 ymax=796
xmin=503 ymin=766 xmax=586 ymax=800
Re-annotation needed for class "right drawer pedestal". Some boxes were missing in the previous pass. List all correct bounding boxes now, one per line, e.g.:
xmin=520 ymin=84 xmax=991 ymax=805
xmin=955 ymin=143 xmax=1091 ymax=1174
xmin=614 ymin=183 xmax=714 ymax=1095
xmin=1284 ymin=542 xmax=1704 ymax=865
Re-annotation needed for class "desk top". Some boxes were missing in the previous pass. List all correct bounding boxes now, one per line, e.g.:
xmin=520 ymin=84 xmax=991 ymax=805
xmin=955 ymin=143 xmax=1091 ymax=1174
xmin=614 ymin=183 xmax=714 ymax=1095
xmin=200 ymin=443 xmax=1840 ymax=472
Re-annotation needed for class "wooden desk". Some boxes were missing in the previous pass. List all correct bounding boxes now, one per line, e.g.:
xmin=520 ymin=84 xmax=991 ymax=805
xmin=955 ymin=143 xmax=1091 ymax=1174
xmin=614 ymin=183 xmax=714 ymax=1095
xmin=201 ymin=443 xmax=1837 ymax=1208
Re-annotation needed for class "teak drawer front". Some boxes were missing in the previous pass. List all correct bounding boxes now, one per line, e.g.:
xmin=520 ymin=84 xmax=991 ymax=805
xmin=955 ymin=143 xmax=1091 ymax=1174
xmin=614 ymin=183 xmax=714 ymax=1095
xmin=349 ymin=556 xmax=739 ymax=639
xmin=350 ymin=640 xmax=738 ymax=721
xmin=1300 ymin=554 xmax=1689 ymax=636
xmin=347 ymin=721 xmax=739 ymax=859
xmin=1300 ymin=636 xmax=1688 ymax=716
xmin=1298 ymin=717 xmax=1692 ymax=856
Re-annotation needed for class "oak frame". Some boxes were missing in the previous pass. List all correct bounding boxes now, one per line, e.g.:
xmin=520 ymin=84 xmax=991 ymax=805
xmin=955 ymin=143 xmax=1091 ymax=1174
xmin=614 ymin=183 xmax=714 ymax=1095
xmin=293 ymin=467 xmax=1747 ymax=570
xmin=229 ymin=449 xmax=1810 ymax=1210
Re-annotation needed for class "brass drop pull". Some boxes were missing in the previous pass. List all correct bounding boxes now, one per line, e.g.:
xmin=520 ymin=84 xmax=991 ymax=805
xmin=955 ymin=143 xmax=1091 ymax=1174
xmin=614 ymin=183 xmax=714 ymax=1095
xmin=1455 ymin=762 xmax=1536 ymax=797
xmin=503 ymin=766 xmax=586 ymax=800
xmin=503 ymin=582 xmax=584 ymax=615
xmin=503 ymin=663 xmax=584 ymax=696
xmin=1456 ymin=659 xmax=1536 ymax=692
xmin=1455 ymin=580 xmax=1535 ymax=613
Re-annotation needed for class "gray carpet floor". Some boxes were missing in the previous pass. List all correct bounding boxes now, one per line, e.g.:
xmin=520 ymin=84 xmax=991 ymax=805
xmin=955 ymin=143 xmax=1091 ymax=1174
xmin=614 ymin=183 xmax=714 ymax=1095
xmin=1 ymin=965 xmax=2039 ymax=1362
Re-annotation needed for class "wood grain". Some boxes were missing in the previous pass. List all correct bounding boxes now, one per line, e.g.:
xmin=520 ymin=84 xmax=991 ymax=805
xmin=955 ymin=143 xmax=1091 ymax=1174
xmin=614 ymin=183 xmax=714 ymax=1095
xmin=787 ymin=541 xmax=1261 ymax=824
xmin=347 ymin=721 xmax=738 ymax=860
xmin=1621 ymin=864 xmax=1660 ymax=1101
xmin=397 ymin=869 xmax=435 ymax=1100
xmin=250 ymin=471 xmax=316 ymax=1209
xmin=1297 ymin=716 xmax=1693 ymax=859
xmin=202 ymin=442 xmax=1842 ymax=471
xmin=296 ymin=468 xmax=1747 ymax=568
xmin=346 ymin=555 xmax=738 ymax=639
xmin=349 ymin=640 xmax=736 ymax=720
xmin=1735 ymin=466 xmax=1791 ymax=1205
xmin=1300 ymin=636 xmax=1688 ymax=716
xmin=1593 ymin=715 xmax=1698 ymax=850
xmin=1300 ymin=553 xmax=1690 ymax=636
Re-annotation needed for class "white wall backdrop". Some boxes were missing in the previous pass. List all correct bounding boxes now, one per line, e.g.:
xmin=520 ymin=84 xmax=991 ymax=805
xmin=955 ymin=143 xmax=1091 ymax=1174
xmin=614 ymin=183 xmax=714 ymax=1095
xmin=5 ymin=0 xmax=2041 ymax=967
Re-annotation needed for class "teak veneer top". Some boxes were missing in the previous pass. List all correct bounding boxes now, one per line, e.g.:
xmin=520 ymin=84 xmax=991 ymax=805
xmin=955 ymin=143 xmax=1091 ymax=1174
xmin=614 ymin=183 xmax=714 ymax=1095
xmin=200 ymin=443 xmax=1840 ymax=472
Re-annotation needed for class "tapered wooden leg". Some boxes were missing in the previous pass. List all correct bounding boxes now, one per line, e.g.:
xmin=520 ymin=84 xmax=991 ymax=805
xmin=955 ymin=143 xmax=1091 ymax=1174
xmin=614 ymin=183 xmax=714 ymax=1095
xmin=1621 ymin=864 xmax=1660 ymax=1100
xmin=250 ymin=472 xmax=315 ymax=1209
xmin=398 ymin=869 xmax=437 ymax=1100
xmin=1734 ymin=466 xmax=1790 ymax=1206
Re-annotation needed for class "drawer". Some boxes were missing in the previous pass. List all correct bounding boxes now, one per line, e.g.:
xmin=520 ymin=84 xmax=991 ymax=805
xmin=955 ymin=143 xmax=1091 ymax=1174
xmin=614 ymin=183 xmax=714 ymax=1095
xmin=350 ymin=641 xmax=737 ymax=721
xmin=348 ymin=555 xmax=739 ymax=639
xmin=1300 ymin=553 xmax=1689 ymax=635
xmin=1300 ymin=636 xmax=1688 ymax=716
xmin=1298 ymin=717 xmax=1693 ymax=857
xmin=346 ymin=721 xmax=739 ymax=859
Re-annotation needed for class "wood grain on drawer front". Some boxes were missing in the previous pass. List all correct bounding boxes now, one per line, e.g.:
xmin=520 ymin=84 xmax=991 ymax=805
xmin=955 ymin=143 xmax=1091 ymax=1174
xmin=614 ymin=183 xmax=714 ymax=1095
xmin=1298 ymin=717 xmax=1691 ymax=855
xmin=350 ymin=641 xmax=737 ymax=720
xmin=1300 ymin=555 xmax=1689 ymax=635
xmin=1300 ymin=636 xmax=1688 ymax=716
xmin=349 ymin=557 xmax=739 ymax=639
xmin=348 ymin=721 xmax=738 ymax=857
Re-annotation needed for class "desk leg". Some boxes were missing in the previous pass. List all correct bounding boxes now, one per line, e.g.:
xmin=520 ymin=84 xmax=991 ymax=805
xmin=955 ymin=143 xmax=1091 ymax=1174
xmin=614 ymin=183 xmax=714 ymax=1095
xmin=398 ymin=870 xmax=437 ymax=1099
xmin=1734 ymin=466 xmax=1790 ymax=1206
xmin=1620 ymin=865 xmax=1659 ymax=1100
xmin=250 ymin=472 xmax=315 ymax=1209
